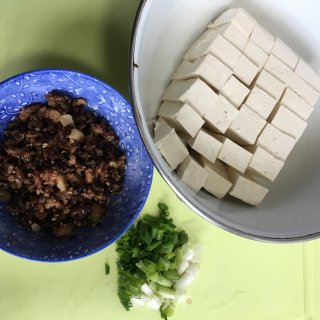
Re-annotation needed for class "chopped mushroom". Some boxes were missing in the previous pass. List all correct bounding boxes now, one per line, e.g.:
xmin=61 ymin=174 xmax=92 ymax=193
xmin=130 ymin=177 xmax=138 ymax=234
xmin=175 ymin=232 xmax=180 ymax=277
xmin=0 ymin=91 xmax=126 ymax=237
xmin=69 ymin=128 xmax=84 ymax=141
xmin=59 ymin=114 xmax=74 ymax=127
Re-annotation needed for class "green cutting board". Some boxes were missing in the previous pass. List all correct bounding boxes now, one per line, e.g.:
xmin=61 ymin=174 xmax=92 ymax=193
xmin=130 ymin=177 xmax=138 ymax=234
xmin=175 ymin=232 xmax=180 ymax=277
xmin=0 ymin=1 xmax=319 ymax=320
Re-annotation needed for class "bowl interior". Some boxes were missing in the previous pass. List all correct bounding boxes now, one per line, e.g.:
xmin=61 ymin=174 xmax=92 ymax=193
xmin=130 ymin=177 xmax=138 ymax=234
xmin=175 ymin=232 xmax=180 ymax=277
xmin=0 ymin=69 xmax=153 ymax=261
xmin=131 ymin=0 xmax=320 ymax=241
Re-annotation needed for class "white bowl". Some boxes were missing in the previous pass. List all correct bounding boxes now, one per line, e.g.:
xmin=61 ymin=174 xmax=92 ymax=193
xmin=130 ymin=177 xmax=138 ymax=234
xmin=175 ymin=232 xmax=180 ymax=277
xmin=129 ymin=0 xmax=320 ymax=242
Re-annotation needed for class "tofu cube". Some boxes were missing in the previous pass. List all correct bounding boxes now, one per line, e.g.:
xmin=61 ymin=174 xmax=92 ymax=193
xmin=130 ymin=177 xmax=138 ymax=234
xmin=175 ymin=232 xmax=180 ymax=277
xmin=215 ymin=135 xmax=253 ymax=173
xmin=264 ymin=55 xmax=320 ymax=106
xmin=172 ymin=54 xmax=232 ymax=91
xmin=243 ymin=40 xmax=268 ymax=69
xmin=226 ymin=105 xmax=266 ymax=145
xmin=250 ymin=24 xmax=275 ymax=54
xmin=257 ymin=124 xmax=296 ymax=161
xmin=245 ymin=86 xmax=277 ymax=119
xmin=154 ymin=119 xmax=189 ymax=170
xmin=227 ymin=169 xmax=269 ymax=206
xmin=203 ymin=95 xmax=239 ymax=133
xmin=221 ymin=76 xmax=250 ymax=108
xmin=184 ymin=30 xmax=242 ymax=69
xmin=163 ymin=79 xmax=218 ymax=116
xmin=255 ymin=70 xmax=286 ymax=101
xmin=199 ymin=157 xmax=232 ymax=199
xmin=280 ymin=88 xmax=313 ymax=121
xmin=246 ymin=146 xmax=284 ymax=182
xmin=177 ymin=155 xmax=208 ymax=192
xmin=233 ymin=54 xmax=259 ymax=86
xmin=158 ymin=101 xmax=204 ymax=137
xmin=189 ymin=129 xmax=223 ymax=163
xmin=207 ymin=21 xmax=249 ymax=51
xmin=210 ymin=8 xmax=256 ymax=37
xmin=271 ymin=38 xmax=299 ymax=69
xmin=295 ymin=58 xmax=320 ymax=92
xmin=270 ymin=105 xmax=307 ymax=140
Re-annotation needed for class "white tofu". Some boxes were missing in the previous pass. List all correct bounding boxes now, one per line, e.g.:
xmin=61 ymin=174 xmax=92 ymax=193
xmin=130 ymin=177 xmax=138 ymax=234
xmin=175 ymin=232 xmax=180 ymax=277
xmin=245 ymin=86 xmax=277 ymax=119
xmin=264 ymin=55 xmax=320 ymax=106
xmin=158 ymin=101 xmax=204 ymax=138
xmin=227 ymin=168 xmax=269 ymax=206
xmin=210 ymin=8 xmax=256 ymax=37
xmin=255 ymin=70 xmax=286 ymax=101
xmin=203 ymin=95 xmax=239 ymax=133
xmin=207 ymin=21 xmax=249 ymax=51
xmin=154 ymin=117 xmax=172 ymax=140
xmin=163 ymin=79 xmax=219 ymax=117
xmin=270 ymin=105 xmax=307 ymax=140
xmin=257 ymin=124 xmax=296 ymax=161
xmin=271 ymin=38 xmax=299 ymax=70
xmin=295 ymin=58 xmax=320 ymax=92
xmin=215 ymin=135 xmax=253 ymax=173
xmin=199 ymin=157 xmax=232 ymax=199
xmin=281 ymin=88 xmax=313 ymax=121
xmin=250 ymin=24 xmax=275 ymax=54
xmin=233 ymin=54 xmax=259 ymax=86
xmin=226 ymin=105 xmax=266 ymax=145
xmin=154 ymin=119 xmax=189 ymax=170
xmin=177 ymin=155 xmax=208 ymax=192
xmin=184 ymin=30 xmax=242 ymax=69
xmin=221 ymin=76 xmax=250 ymax=108
xmin=243 ymin=40 xmax=268 ymax=69
xmin=172 ymin=54 xmax=232 ymax=91
xmin=246 ymin=145 xmax=284 ymax=182
xmin=189 ymin=129 xmax=222 ymax=163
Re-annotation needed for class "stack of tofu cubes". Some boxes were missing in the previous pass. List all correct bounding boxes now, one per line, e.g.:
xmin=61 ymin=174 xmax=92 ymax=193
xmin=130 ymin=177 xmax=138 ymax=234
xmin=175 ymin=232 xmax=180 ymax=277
xmin=154 ymin=8 xmax=320 ymax=206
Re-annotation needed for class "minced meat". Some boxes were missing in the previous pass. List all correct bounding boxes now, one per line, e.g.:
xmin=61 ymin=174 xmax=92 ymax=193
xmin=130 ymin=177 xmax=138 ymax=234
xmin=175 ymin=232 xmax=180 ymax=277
xmin=0 ymin=91 xmax=126 ymax=237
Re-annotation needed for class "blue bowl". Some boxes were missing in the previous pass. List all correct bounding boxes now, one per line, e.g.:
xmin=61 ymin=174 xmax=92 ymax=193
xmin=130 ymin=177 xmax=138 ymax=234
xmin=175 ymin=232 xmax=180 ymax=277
xmin=0 ymin=69 xmax=153 ymax=262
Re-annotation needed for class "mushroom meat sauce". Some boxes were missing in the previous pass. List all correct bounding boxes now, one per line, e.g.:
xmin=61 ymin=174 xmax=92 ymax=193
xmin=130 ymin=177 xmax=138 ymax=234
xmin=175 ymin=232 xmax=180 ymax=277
xmin=0 ymin=91 xmax=126 ymax=237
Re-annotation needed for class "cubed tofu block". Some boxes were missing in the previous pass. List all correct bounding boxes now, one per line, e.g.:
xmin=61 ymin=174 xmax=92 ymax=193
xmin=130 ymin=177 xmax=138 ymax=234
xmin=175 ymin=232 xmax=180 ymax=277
xmin=177 ymin=155 xmax=208 ymax=192
xmin=245 ymin=86 xmax=277 ymax=119
xmin=255 ymin=70 xmax=286 ymax=101
xmin=227 ymin=169 xmax=269 ymax=206
xmin=189 ymin=129 xmax=222 ymax=163
xmin=221 ymin=76 xmax=250 ymax=108
xmin=210 ymin=8 xmax=256 ymax=37
xmin=257 ymin=124 xmax=296 ymax=161
xmin=271 ymin=38 xmax=299 ymax=69
xmin=243 ymin=40 xmax=268 ymax=69
xmin=203 ymin=95 xmax=239 ymax=133
xmin=270 ymin=105 xmax=307 ymax=140
xmin=207 ymin=21 xmax=249 ymax=51
xmin=163 ymin=79 xmax=218 ymax=116
xmin=280 ymin=88 xmax=313 ymax=121
xmin=233 ymin=54 xmax=259 ymax=86
xmin=158 ymin=101 xmax=204 ymax=137
xmin=250 ymin=24 xmax=275 ymax=54
xmin=172 ymin=54 xmax=232 ymax=91
xmin=199 ymin=157 xmax=232 ymax=199
xmin=154 ymin=119 xmax=189 ymax=170
xmin=246 ymin=145 xmax=284 ymax=182
xmin=184 ymin=30 xmax=242 ymax=69
xmin=295 ymin=58 xmax=320 ymax=92
xmin=264 ymin=55 xmax=320 ymax=106
xmin=215 ymin=135 xmax=253 ymax=173
xmin=226 ymin=105 xmax=266 ymax=145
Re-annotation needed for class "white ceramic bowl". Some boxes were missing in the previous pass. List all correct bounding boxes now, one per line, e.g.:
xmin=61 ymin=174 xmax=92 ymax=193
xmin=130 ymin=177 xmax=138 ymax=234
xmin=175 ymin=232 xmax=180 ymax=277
xmin=129 ymin=0 xmax=320 ymax=242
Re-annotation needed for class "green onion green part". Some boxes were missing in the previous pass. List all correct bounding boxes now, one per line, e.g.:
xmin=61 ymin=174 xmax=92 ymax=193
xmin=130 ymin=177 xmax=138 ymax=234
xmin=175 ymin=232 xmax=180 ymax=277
xmin=116 ymin=202 xmax=193 ymax=319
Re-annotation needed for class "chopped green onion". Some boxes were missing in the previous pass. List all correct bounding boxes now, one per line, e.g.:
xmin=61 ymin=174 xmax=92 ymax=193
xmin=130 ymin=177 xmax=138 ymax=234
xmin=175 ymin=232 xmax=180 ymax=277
xmin=105 ymin=263 xmax=110 ymax=275
xmin=115 ymin=202 xmax=199 ymax=319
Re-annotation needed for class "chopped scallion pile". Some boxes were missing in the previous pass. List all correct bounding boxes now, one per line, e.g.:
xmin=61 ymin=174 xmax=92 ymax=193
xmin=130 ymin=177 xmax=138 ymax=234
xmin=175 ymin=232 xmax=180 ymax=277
xmin=116 ymin=203 xmax=201 ymax=319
